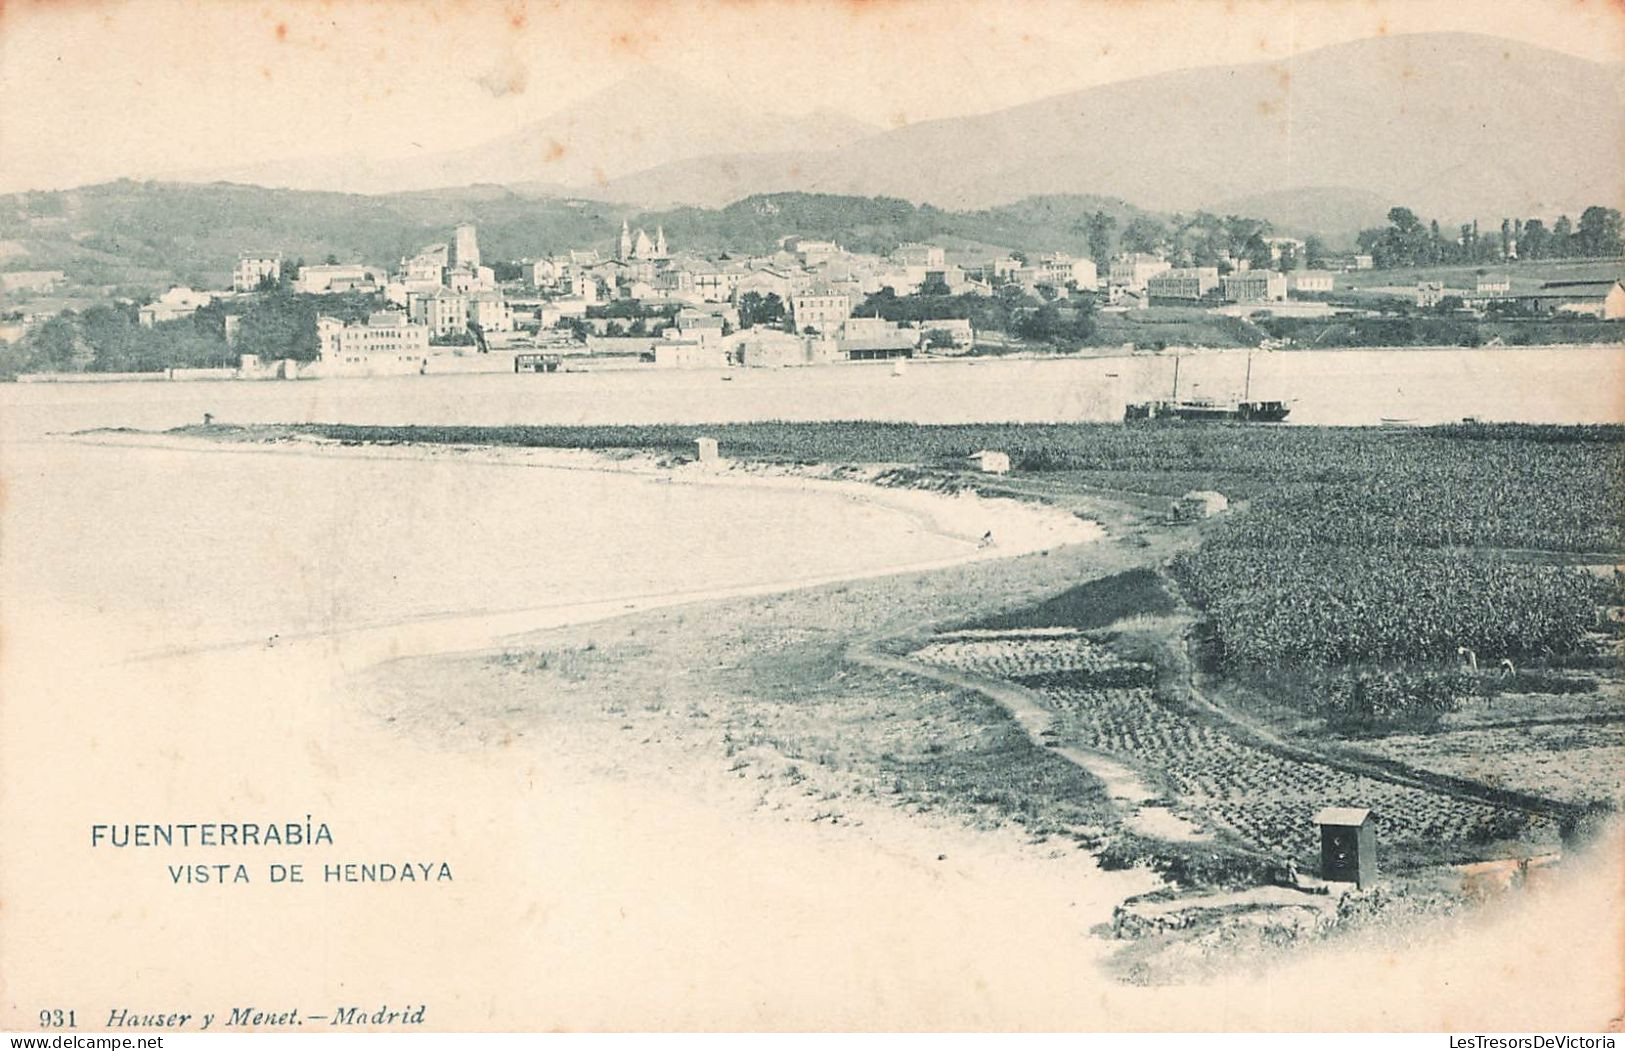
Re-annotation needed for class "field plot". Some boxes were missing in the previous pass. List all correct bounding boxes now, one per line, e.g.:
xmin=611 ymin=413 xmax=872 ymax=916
xmin=911 ymin=631 xmax=1554 ymax=867
xmin=1359 ymin=722 xmax=1625 ymax=808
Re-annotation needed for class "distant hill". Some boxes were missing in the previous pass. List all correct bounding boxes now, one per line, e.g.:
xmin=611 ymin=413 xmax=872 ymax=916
xmin=167 ymin=71 xmax=878 ymax=196
xmin=1208 ymin=187 xmax=1392 ymax=241
xmin=0 ymin=183 xmax=1166 ymax=291
xmin=586 ymin=33 xmax=1625 ymax=220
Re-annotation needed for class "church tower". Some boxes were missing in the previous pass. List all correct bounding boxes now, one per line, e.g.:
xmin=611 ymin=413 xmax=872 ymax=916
xmin=654 ymin=226 xmax=668 ymax=259
xmin=618 ymin=220 xmax=632 ymax=261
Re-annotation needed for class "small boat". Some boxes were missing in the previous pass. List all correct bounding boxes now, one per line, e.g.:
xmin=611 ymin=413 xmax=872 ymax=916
xmin=1380 ymin=417 xmax=1417 ymax=427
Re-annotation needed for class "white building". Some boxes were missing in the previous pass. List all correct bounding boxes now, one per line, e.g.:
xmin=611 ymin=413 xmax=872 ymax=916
xmin=295 ymin=264 xmax=386 ymax=294
xmin=1222 ymin=270 xmax=1288 ymax=303
xmin=894 ymin=243 xmax=946 ymax=268
xmin=1293 ymin=270 xmax=1335 ymax=294
xmin=1037 ymin=253 xmax=1099 ymax=291
xmin=138 ymin=287 xmax=215 ymax=326
xmin=469 ymin=293 xmax=514 ymax=333
xmin=791 ymin=291 xmax=852 ymax=335
xmin=1109 ymin=254 xmax=1172 ymax=291
xmin=453 ymin=224 xmax=480 ymax=268
xmin=400 ymin=244 xmax=449 ymax=284
xmin=316 ymin=311 xmax=432 ymax=372
xmin=781 ymin=238 xmax=839 ymax=266
xmin=408 ymin=288 xmax=469 ymax=337
xmin=232 ymin=256 xmax=281 ymax=292
xmin=1146 ymin=267 xmax=1221 ymax=301
xmin=651 ymin=341 xmax=727 ymax=368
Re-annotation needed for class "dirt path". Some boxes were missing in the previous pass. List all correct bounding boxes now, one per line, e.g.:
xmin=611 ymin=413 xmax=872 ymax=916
xmin=850 ymin=645 xmax=1209 ymax=842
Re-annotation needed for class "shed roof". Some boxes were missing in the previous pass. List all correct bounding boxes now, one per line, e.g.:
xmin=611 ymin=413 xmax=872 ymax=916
xmin=1314 ymin=806 xmax=1372 ymax=827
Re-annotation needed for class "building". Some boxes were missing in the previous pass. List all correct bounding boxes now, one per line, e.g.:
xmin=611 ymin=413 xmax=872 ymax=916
xmin=671 ymin=309 xmax=727 ymax=343
xmin=735 ymin=267 xmax=797 ymax=303
xmin=970 ymin=450 xmax=1010 ymax=475
xmin=452 ymin=224 xmax=480 ymax=268
xmin=1146 ymin=267 xmax=1220 ymax=302
xmin=894 ymin=243 xmax=946 ymax=268
xmin=650 ymin=341 xmax=727 ymax=368
xmin=1316 ymin=807 xmax=1377 ymax=889
xmin=838 ymin=315 xmax=918 ymax=360
xmin=689 ymin=262 xmax=741 ymax=304
xmin=468 ymin=293 xmax=514 ymax=334
xmin=232 ymin=256 xmax=281 ymax=292
xmin=138 ymin=287 xmax=214 ymax=326
xmin=1293 ymin=270 xmax=1335 ymax=294
xmin=1037 ymin=253 xmax=1099 ymax=291
xmin=1475 ymin=274 xmax=1512 ymax=294
xmin=1513 ymin=279 xmax=1625 ymax=319
xmin=1415 ymin=281 xmax=1447 ymax=309
xmin=786 ymin=239 xmax=840 ymax=265
xmin=316 ymin=311 xmax=431 ymax=370
xmin=617 ymin=220 xmax=668 ymax=262
xmin=791 ymin=291 xmax=852 ymax=335
xmin=736 ymin=330 xmax=840 ymax=368
xmin=1222 ymin=270 xmax=1288 ymax=303
xmin=1109 ymin=253 xmax=1172 ymax=291
xmin=918 ymin=317 xmax=974 ymax=349
xmin=408 ymin=288 xmax=470 ymax=337
xmin=295 ymin=264 xmax=385 ymax=294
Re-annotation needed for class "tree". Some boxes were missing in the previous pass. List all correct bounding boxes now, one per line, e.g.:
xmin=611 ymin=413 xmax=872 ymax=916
xmin=738 ymin=291 xmax=781 ymax=329
xmin=1120 ymin=216 xmax=1168 ymax=255
xmin=323 ymin=253 xmax=339 ymax=265
xmin=1576 ymin=206 xmax=1624 ymax=257
xmin=1242 ymin=233 xmax=1273 ymax=272
xmin=1303 ymin=234 xmax=1327 ymax=269
xmin=1387 ymin=207 xmax=1423 ymax=235
xmin=1085 ymin=211 xmax=1116 ymax=268
xmin=1521 ymin=219 xmax=1548 ymax=260
xmin=1553 ymin=214 xmax=1574 ymax=256
xmin=20 ymin=314 xmax=84 ymax=371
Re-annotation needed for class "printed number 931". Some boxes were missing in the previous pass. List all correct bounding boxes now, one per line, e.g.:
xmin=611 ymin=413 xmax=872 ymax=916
xmin=40 ymin=1009 xmax=77 ymax=1028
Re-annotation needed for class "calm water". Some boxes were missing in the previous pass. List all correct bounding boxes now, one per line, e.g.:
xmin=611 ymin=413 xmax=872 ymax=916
xmin=2 ymin=345 xmax=1621 ymax=440
xmin=0 ymin=440 xmax=970 ymax=660
xmin=3 ymin=344 xmax=1618 ymax=658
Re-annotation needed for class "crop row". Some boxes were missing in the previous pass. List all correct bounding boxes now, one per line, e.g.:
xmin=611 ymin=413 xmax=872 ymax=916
xmin=910 ymin=632 xmax=1546 ymax=859
xmin=1175 ymin=547 xmax=1598 ymax=670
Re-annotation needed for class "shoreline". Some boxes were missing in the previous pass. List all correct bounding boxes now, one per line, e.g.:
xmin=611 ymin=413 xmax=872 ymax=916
xmin=12 ymin=339 xmax=1625 ymax=386
xmin=61 ymin=428 xmax=1104 ymax=668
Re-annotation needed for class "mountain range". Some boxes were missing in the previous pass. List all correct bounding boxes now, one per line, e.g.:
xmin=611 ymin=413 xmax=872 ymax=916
xmin=170 ymin=32 xmax=1624 ymax=228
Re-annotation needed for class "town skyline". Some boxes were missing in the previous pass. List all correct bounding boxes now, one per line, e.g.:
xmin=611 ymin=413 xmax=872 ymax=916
xmin=2 ymin=0 xmax=1622 ymax=197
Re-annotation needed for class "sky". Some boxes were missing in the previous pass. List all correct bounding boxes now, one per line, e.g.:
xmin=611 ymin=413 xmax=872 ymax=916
xmin=1 ymin=0 xmax=1622 ymax=194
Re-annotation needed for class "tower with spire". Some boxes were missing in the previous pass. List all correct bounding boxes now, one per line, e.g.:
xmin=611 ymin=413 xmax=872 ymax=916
xmin=618 ymin=220 xmax=632 ymax=262
xmin=654 ymin=226 xmax=668 ymax=259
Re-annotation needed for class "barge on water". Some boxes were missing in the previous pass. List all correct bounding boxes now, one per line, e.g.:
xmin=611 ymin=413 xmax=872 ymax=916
xmin=1123 ymin=352 xmax=1290 ymax=423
